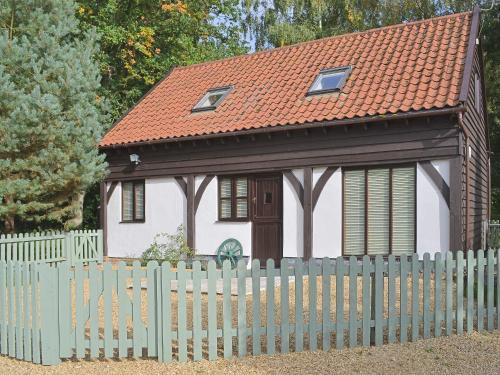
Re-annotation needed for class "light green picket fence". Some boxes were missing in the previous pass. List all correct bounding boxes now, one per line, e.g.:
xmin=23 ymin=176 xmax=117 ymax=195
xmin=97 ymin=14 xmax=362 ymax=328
xmin=0 ymin=230 xmax=103 ymax=265
xmin=0 ymin=250 xmax=498 ymax=365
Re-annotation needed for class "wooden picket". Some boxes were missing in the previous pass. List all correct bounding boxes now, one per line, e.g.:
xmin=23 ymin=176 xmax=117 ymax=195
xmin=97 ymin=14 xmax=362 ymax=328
xmin=0 ymin=250 xmax=498 ymax=366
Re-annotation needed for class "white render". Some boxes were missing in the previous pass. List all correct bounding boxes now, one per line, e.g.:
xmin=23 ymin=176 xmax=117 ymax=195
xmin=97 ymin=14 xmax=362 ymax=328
xmin=106 ymin=178 xmax=185 ymax=258
xmin=282 ymin=169 xmax=303 ymax=258
xmin=312 ymin=167 xmax=343 ymax=258
xmin=195 ymin=176 xmax=252 ymax=256
xmin=416 ymin=160 xmax=450 ymax=255
xmin=106 ymin=160 xmax=451 ymax=259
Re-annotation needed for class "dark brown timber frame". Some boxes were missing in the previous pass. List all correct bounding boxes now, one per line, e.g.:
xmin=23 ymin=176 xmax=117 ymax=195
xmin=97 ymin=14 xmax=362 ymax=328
xmin=106 ymin=181 xmax=118 ymax=201
xmin=175 ymin=174 xmax=215 ymax=249
xmin=283 ymin=171 xmax=304 ymax=206
xmin=283 ymin=167 xmax=338 ymax=260
xmin=195 ymin=175 xmax=215 ymax=213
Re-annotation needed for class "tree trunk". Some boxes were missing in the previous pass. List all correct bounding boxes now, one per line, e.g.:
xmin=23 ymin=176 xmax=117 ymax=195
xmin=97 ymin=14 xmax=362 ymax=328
xmin=4 ymin=215 xmax=15 ymax=233
xmin=3 ymin=195 xmax=15 ymax=233
xmin=65 ymin=191 xmax=85 ymax=230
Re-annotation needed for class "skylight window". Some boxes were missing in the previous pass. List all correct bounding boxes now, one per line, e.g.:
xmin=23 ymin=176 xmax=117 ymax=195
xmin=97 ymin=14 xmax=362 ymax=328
xmin=307 ymin=66 xmax=351 ymax=96
xmin=192 ymin=86 xmax=232 ymax=112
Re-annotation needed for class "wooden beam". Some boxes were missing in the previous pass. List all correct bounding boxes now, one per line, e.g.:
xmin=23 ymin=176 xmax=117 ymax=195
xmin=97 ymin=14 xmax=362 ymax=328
xmin=106 ymin=181 xmax=118 ymax=201
xmin=99 ymin=182 xmax=108 ymax=257
xmin=303 ymin=167 xmax=313 ymax=260
xmin=419 ymin=161 xmax=450 ymax=208
xmin=449 ymin=157 xmax=464 ymax=251
xmin=312 ymin=167 xmax=338 ymax=210
xmin=194 ymin=175 xmax=215 ymax=213
xmin=187 ymin=175 xmax=195 ymax=250
xmin=175 ymin=176 xmax=187 ymax=197
xmin=283 ymin=171 xmax=304 ymax=207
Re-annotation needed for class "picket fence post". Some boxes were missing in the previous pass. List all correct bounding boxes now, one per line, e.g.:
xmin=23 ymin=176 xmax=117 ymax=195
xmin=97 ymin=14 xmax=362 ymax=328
xmin=39 ymin=264 xmax=60 ymax=365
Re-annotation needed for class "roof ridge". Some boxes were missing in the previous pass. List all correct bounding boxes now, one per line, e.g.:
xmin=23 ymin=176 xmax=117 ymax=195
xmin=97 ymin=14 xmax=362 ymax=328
xmin=173 ymin=11 xmax=472 ymax=72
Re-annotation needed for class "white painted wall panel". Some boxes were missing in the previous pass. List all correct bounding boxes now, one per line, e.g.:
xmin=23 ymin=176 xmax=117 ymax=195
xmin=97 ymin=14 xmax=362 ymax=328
xmin=416 ymin=161 xmax=450 ymax=255
xmin=313 ymin=168 xmax=342 ymax=258
xmin=282 ymin=169 xmax=303 ymax=257
xmin=106 ymin=177 xmax=185 ymax=258
xmin=195 ymin=177 xmax=252 ymax=256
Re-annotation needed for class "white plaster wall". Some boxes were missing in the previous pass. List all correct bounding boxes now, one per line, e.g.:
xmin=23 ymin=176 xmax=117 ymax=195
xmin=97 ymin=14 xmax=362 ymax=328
xmin=313 ymin=167 xmax=342 ymax=258
xmin=195 ymin=177 xmax=252 ymax=256
xmin=283 ymin=169 xmax=303 ymax=258
xmin=417 ymin=160 xmax=450 ymax=255
xmin=106 ymin=178 xmax=185 ymax=258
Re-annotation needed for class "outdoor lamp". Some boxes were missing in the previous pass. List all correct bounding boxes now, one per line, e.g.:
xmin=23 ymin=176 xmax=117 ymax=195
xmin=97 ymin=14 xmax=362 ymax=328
xmin=129 ymin=153 xmax=141 ymax=165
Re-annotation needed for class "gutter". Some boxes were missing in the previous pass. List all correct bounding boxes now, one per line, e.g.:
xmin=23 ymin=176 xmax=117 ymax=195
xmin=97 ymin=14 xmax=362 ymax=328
xmin=100 ymin=106 xmax=465 ymax=150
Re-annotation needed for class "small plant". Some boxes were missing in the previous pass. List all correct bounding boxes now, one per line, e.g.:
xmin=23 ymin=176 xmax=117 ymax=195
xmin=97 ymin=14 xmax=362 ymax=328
xmin=141 ymin=225 xmax=194 ymax=267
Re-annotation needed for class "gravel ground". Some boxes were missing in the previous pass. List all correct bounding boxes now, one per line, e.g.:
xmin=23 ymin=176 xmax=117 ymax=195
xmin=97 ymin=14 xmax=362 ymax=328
xmin=0 ymin=331 xmax=498 ymax=374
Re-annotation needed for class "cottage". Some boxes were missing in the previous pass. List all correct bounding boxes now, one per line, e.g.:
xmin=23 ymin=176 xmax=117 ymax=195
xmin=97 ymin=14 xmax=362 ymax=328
xmin=99 ymin=9 xmax=489 ymax=262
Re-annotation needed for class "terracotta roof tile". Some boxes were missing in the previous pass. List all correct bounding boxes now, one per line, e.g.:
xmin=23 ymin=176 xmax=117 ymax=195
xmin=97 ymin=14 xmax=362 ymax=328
xmin=100 ymin=12 xmax=472 ymax=147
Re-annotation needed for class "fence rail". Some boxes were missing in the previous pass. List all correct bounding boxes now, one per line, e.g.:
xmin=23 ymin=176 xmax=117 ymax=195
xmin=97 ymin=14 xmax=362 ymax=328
xmin=0 ymin=250 xmax=498 ymax=365
xmin=0 ymin=230 xmax=103 ymax=265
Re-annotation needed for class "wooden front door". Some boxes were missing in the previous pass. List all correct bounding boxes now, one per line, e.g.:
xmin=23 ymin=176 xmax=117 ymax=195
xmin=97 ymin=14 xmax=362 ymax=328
xmin=252 ymin=174 xmax=283 ymax=265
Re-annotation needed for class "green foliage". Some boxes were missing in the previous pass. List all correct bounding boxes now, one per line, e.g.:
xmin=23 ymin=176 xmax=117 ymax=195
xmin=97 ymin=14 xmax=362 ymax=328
xmin=0 ymin=0 xmax=108 ymax=232
xmin=481 ymin=5 xmax=500 ymax=219
xmin=141 ymin=225 xmax=194 ymax=266
xmin=76 ymin=0 xmax=247 ymax=120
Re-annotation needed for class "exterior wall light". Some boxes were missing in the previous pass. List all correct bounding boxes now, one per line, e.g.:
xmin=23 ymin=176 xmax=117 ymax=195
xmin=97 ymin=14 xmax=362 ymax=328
xmin=129 ymin=153 xmax=141 ymax=165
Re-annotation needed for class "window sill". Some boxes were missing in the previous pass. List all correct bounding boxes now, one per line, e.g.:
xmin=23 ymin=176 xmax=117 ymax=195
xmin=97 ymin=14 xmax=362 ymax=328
xmin=215 ymin=219 xmax=250 ymax=223
xmin=119 ymin=220 xmax=145 ymax=224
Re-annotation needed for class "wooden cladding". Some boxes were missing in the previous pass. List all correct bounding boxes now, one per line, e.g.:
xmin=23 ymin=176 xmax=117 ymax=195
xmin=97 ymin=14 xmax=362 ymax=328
xmin=103 ymin=117 xmax=460 ymax=180
xmin=343 ymin=165 xmax=416 ymax=256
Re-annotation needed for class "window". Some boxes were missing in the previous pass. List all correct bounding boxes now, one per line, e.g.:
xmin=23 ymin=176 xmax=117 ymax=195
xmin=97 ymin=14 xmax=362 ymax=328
xmin=122 ymin=180 xmax=145 ymax=222
xmin=192 ymin=86 xmax=232 ymax=112
xmin=343 ymin=165 xmax=415 ymax=256
xmin=307 ymin=66 xmax=351 ymax=96
xmin=218 ymin=176 xmax=249 ymax=221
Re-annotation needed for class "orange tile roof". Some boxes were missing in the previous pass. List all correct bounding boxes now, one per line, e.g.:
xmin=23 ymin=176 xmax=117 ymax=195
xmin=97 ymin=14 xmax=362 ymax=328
xmin=100 ymin=11 xmax=472 ymax=147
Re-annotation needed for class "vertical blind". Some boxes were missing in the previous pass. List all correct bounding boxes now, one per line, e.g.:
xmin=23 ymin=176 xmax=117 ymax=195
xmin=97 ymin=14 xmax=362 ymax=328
xmin=134 ymin=183 xmax=145 ymax=220
xmin=343 ymin=166 xmax=415 ymax=256
xmin=343 ymin=170 xmax=366 ymax=256
xmin=122 ymin=182 xmax=134 ymax=221
xmin=235 ymin=177 xmax=248 ymax=218
xmin=367 ymin=169 xmax=390 ymax=255
xmin=391 ymin=167 xmax=415 ymax=255
xmin=122 ymin=181 xmax=145 ymax=221
xmin=219 ymin=178 xmax=232 ymax=219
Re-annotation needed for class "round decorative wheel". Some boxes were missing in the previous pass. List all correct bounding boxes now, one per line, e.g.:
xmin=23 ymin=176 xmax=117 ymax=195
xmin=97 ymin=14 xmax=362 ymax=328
xmin=216 ymin=238 xmax=243 ymax=268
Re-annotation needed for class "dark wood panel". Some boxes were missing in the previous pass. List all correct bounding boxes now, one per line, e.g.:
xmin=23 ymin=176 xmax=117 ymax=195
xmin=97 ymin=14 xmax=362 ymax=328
xmin=106 ymin=146 xmax=459 ymax=181
xmin=104 ymin=119 xmax=459 ymax=176
xmin=252 ymin=174 xmax=282 ymax=265
xmin=460 ymin=46 xmax=490 ymax=250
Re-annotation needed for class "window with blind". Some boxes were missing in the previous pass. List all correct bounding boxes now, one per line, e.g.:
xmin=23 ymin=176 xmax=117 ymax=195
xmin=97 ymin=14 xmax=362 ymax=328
xmin=343 ymin=166 xmax=415 ymax=256
xmin=121 ymin=180 xmax=145 ymax=222
xmin=218 ymin=176 xmax=249 ymax=221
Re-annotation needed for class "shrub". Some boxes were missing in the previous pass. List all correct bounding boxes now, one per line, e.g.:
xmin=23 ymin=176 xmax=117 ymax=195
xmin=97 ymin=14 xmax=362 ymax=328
xmin=141 ymin=225 xmax=194 ymax=267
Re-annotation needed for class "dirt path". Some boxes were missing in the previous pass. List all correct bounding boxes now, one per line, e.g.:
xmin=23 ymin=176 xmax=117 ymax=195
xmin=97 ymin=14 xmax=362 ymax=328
xmin=0 ymin=331 xmax=498 ymax=375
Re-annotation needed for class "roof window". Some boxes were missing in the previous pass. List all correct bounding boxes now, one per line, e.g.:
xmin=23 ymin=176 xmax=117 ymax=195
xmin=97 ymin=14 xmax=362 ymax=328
xmin=192 ymin=86 xmax=232 ymax=112
xmin=307 ymin=66 xmax=351 ymax=96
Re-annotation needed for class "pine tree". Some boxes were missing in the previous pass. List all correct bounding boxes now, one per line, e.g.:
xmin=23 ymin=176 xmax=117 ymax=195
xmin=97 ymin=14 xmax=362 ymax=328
xmin=0 ymin=0 xmax=108 ymax=232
